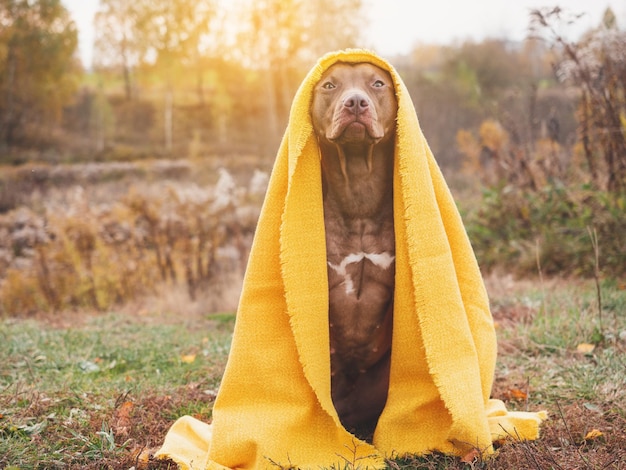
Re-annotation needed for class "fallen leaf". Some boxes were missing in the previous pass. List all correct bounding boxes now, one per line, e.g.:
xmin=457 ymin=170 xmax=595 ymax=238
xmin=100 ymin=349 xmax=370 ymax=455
xmin=583 ymin=402 xmax=603 ymax=414
xmin=576 ymin=343 xmax=595 ymax=354
xmin=113 ymin=401 xmax=134 ymax=437
xmin=584 ymin=429 xmax=603 ymax=440
xmin=133 ymin=446 xmax=158 ymax=469
xmin=78 ymin=360 xmax=100 ymax=373
xmin=21 ymin=421 xmax=47 ymax=435
xmin=509 ymin=388 xmax=528 ymax=400
xmin=181 ymin=354 xmax=197 ymax=364
xmin=492 ymin=438 xmax=507 ymax=448
xmin=461 ymin=448 xmax=480 ymax=463
xmin=137 ymin=447 xmax=152 ymax=463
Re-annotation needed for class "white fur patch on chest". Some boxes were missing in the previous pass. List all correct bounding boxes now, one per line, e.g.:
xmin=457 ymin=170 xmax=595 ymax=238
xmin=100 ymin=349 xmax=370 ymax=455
xmin=327 ymin=252 xmax=395 ymax=295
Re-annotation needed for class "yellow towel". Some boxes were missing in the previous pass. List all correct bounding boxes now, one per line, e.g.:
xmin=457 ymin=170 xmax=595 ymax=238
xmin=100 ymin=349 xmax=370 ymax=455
xmin=155 ymin=49 xmax=546 ymax=470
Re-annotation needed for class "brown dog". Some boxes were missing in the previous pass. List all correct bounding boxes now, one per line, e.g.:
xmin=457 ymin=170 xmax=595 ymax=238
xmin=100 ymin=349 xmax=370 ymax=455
xmin=311 ymin=62 xmax=398 ymax=440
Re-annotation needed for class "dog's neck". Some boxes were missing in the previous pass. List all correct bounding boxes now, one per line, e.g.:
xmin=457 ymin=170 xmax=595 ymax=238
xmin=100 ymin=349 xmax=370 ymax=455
xmin=320 ymin=139 xmax=394 ymax=219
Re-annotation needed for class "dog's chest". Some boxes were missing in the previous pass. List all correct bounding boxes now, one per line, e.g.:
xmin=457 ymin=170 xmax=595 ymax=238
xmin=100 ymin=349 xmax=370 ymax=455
xmin=324 ymin=213 xmax=394 ymax=370
xmin=324 ymin=214 xmax=395 ymax=301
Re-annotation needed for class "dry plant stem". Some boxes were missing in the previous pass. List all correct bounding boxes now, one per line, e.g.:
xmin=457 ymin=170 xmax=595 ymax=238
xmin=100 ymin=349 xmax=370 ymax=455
xmin=518 ymin=439 xmax=543 ymax=470
xmin=337 ymin=440 xmax=367 ymax=469
xmin=535 ymin=237 xmax=547 ymax=315
xmin=266 ymin=456 xmax=297 ymax=469
xmin=587 ymin=225 xmax=604 ymax=337
xmin=555 ymin=401 xmax=593 ymax=470
xmin=524 ymin=376 xmax=530 ymax=412
xmin=541 ymin=10 xmax=626 ymax=192
xmin=534 ymin=440 xmax=565 ymax=470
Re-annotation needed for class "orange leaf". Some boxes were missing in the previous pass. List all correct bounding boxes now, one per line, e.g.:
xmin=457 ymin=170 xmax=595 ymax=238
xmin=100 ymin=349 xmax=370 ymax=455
xmin=509 ymin=388 xmax=528 ymax=400
xmin=181 ymin=354 xmax=197 ymax=364
xmin=114 ymin=401 xmax=134 ymax=436
xmin=584 ymin=429 xmax=603 ymax=440
xmin=461 ymin=449 xmax=480 ymax=463
xmin=133 ymin=446 xmax=157 ymax=468
xmin=116 ymin=401 xmax=134 ymax=420
xmin=576 ymin=343 xmax=595 ymax=354
xmin=492 ymin=438 xmax=507 ymax=448
xmin=137 ymin=448 xmax=152 ymax=463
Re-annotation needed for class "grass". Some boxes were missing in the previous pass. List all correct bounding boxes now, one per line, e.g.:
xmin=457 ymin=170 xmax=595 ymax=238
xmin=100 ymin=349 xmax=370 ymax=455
xmin=490 ymin=277 xmax=626 ymax=408
xmin=1 ymin=277 xmax=625 ymax=469
xmin=0 ymin=305 xmax=234 ymax=469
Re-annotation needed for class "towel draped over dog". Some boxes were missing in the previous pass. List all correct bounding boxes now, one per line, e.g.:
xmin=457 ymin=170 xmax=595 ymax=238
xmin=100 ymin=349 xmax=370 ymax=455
xmin=155 ymin=49 xmax=546 ymax=470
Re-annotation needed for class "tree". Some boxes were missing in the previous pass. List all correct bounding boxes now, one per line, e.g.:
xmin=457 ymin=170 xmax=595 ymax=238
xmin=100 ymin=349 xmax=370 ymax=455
xmin=0 ymin=0 xmax=79 ymax=148
xmin=88 ymin=0 xmax=364 ymax=156
xmin=94 ymin=0 xmax=143 ymax=101
xmin=442 ymin=39 xmax=532 ymax=102
xmin=303 ymin=0 xmax=364 ymax=60
xmin=137 ymin=0 xmax=215 ymax=152
xmin=532 ymin=7 xmax=626 ymax=192
xmin=235 ymin=0 xmax=365 ymax=150
xmin=93 ymin=0 xmax=215 ymax=152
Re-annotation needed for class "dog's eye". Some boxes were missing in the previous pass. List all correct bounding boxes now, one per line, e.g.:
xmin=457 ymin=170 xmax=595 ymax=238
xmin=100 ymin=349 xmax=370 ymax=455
xmin=372 ymin=80 xmax=385 ymax=88
xmin=321 ymin=81 xmax=336 ymax=90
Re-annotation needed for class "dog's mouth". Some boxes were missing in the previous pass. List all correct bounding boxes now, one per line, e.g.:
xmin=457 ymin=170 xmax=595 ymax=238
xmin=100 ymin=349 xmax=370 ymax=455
xmin=339 ymin=121 xmax=368 ymax=141
xmin=329 ymin=116 xmax=383 ymax=144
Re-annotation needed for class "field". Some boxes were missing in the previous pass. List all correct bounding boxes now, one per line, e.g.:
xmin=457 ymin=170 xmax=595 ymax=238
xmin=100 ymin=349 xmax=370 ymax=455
xmin=2 ymin=276 xmax=625 ymax=469
xmin=1 ymin=159 xmax=625 ymax=469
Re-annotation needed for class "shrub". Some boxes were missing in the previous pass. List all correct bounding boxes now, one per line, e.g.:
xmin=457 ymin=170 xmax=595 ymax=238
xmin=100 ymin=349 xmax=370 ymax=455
xmin=466 ymin=184 xmax=626 ymax=277
xmin=0 ymin=169 xmax=266 ymax=316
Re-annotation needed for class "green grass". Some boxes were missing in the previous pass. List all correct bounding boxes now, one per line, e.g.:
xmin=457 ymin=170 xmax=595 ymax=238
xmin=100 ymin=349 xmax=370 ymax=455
xmin=492 ymin=279 xmax=626 ymax=411
xmin=1 ymin=314 xmax=230 ymax=392
xmin=1 ymin=279 xmax=625 ymax=469
xmin=0 ymin=311 xmax=233 ymax=469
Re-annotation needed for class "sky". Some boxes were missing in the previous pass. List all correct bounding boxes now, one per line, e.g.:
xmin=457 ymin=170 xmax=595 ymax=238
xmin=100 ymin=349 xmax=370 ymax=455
xmin=63 ymin=0 xmax=626 ymax=68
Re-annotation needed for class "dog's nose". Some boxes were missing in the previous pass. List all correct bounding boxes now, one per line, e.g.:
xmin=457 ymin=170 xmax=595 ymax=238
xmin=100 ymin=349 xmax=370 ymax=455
xmin=343 ymin=92 xmax=369 ymax=113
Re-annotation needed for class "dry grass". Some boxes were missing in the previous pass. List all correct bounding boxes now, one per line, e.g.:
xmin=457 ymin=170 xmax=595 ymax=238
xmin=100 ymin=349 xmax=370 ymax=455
xmin=0 ymin=160 xmax=265 ymax=316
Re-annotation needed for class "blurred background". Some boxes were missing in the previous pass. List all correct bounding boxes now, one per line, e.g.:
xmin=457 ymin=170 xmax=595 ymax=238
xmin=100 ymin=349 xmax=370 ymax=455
xmin=1 ymin=0 xmax=625 ymax=316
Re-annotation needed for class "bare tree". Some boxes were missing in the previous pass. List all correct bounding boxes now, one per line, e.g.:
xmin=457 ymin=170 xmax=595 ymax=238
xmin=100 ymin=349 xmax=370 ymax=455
xmin=531 ymin=7 xmax=626 ymax=192
xmin=94 ymin=0 xmax=143 ymax=101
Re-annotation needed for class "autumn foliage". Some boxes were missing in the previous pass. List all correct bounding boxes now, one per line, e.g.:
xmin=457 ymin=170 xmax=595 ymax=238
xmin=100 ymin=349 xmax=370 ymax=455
xmin=0 ymin=0 xmax=80 ymax=150
xmin=455 ymin=9 xmax=626 ymax=278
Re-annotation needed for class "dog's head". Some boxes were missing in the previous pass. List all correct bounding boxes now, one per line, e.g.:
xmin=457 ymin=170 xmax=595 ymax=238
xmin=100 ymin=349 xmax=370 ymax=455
xmin=311 ymin=62 xmax=397 ymax=147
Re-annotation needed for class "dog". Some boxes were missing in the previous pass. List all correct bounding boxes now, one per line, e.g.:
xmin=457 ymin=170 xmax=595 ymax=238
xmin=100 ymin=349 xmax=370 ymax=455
xmin=311 ymin=62 xmax=398 ymax=440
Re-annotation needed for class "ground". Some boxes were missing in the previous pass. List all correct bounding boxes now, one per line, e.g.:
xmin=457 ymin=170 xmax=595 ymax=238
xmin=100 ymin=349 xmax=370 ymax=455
xmin=1 ymin=276 xmax=625 ymax=469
